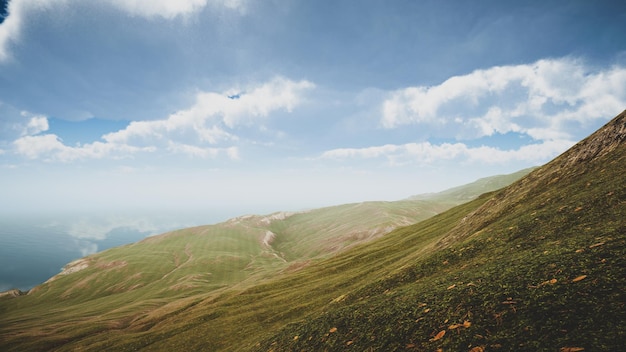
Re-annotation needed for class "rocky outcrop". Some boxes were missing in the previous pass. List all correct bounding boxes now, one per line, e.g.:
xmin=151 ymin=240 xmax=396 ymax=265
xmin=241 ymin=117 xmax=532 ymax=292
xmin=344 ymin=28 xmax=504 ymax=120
xmin=42 ymin=258 xmax=90 ymax=285
xmin=0 ymin=288 xmax=27 ymax=298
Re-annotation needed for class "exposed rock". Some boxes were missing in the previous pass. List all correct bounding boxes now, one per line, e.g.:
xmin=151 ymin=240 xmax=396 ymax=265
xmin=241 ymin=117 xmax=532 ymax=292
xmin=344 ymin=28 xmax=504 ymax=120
xmin=0 ymin=288 xmax=26 ymax=298
xmin=262 ymin=230 xmax=276 ymax=247
xmin=42 ymin=258 xmax=91 ymax=285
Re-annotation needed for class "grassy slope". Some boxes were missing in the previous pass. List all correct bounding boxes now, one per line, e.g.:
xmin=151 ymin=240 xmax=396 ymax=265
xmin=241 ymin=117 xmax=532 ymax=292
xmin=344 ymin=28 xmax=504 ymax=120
xmin=27 ymin=111 xmax=625 ymax=351
xmin=59 ymin=196 xmax=493 ymax=352
xmin=0 ymin=171 xmax=530 ymax=351
xmin=251 ymin=112 xmax=626 ymax=351
xmin=98 ymin=111 xmax=625 ymax=351
xmin=408 ymin=167 xmax=537 ymax=203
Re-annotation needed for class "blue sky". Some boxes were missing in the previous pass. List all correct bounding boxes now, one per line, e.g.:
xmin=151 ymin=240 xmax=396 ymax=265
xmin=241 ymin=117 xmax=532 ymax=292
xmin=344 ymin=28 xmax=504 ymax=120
xmin=1 ymin=0 xmax=626 ymax=217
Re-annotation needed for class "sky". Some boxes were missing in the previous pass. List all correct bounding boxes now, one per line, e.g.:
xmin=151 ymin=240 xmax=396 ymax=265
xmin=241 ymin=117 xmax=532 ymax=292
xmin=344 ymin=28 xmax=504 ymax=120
xmin=1 ymin=0 xmax=626 ymax=218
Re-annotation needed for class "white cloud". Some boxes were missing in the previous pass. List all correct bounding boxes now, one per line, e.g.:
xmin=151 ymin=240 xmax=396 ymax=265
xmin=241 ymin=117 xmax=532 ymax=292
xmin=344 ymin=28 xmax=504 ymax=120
xmin=106 ymin=0 xmax=248 ymax=19
xmin=108 ymin=0 xmax=247 ymax=19
xmin=320 ymin=139 xmax=575 ymax=166
xmin=13 ymin=134 xmax=64 ymax=159
xmin=21 ymin=115 xmax=49 ymax=136
xmin=381 ymin=58 xmax=626 ymax=142
xmin=0 ymin=108 xmax=50 ymax=141
xmin=102 ymin=76 xmax=314 ymax=154
xmin=106 ymin=0 xmax=208 ymax=19
xmin=11 ymin=77 xmax=313 ymax=161
xmin=13 ymin=134 xmax=156 ymax=162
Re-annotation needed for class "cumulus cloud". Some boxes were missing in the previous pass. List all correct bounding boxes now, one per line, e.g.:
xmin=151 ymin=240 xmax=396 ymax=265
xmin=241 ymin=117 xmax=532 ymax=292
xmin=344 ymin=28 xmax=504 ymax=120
xmin=321 ymin=58 xmax=624 ymax=168
xmin=0 ymin=0 xmax=245 ymax=62
xmin=102 ymin=76 xmax=314 ymax=151
xmin=12 ymin=77 xmax=313 ymax=161
xmin=320 ymin=139 xmax=575 ymax=166
xmin=106 ymin=0 xmax=248 ymax=19
xmin=0 ymin=104 xmax=49 ymax=140
xmin=21 ymin=114 xmax=49 ymax=136
xmin=381 ymin=58 xmax=626 ymax=142
xmin=13 ymin=133 xmax=157 ymax=162
xmin=106 ymin=0 xmax=208 ymax=19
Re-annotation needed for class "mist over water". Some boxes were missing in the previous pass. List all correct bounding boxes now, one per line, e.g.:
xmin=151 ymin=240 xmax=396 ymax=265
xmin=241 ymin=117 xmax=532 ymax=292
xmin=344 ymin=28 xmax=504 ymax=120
xmin=0 ymin=210 xmax=237 ymax=292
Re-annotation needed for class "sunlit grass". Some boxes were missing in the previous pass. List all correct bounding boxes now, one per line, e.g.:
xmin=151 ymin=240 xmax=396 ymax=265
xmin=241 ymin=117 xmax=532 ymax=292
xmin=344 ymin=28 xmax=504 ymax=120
xmin=0 ymin=120 xmax=623 ymax=352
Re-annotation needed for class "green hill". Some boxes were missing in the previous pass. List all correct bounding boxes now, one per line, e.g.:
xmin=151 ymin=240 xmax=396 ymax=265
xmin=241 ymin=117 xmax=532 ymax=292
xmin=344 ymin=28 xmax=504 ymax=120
xmin=0 ymin=168 xmax=530 ymax=351
xmin=0 ymin=110 xmax=624 ymax=351
xmin=1 ymin=169 xmax=529 ymax=303
xmin=408 ymin=167 xmax=537 ymax=203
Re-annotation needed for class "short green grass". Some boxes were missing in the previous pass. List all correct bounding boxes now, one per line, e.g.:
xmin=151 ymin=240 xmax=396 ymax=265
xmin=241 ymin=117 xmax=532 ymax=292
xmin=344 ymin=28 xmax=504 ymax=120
xmin=0 ymin=170 xmax=530 ymax=351
xmin=0 ymin=113 xmax=623 ymax=351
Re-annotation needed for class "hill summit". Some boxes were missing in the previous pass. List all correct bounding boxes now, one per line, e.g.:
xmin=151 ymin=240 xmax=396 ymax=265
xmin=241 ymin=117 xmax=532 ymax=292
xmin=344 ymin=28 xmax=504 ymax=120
xmin=0 ymin=110 xmax=624 ymax=351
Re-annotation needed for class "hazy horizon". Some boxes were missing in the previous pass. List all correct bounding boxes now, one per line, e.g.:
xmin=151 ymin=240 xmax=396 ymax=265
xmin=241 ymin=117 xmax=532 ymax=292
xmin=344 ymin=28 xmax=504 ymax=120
xmin=1 ymin=1 xmax=625 ymax=215
xmin=0 ymin=165 xmax=539 ymax=292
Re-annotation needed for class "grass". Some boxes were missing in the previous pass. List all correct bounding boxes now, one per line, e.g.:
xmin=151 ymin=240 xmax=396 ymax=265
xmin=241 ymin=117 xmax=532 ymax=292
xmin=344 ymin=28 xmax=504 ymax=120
xmin=247 ymin=113 xmax=626 ymax=351
xmin=0 ymin=112 xmax=623 ymax=351
xmin=0 ymin=169 xmax=529 ymax=351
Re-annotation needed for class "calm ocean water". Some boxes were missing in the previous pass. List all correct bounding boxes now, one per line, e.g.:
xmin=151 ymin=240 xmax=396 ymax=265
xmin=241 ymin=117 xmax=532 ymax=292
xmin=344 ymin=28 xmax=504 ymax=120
xmin=0 ymin=212 xmax=231 ymax=292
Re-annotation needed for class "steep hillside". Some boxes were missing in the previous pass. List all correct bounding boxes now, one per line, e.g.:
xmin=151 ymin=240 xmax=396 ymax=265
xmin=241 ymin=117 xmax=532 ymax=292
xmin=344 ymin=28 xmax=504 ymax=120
xmin=106 ymin=109 xmax=623 ymax=351
xmin=0 ymin=110 xmax=623 ymax=351
xmin=247 ymin=110 xmax=626 ymax=351
xmin=0 ymin=169 xmax=530 ymax=351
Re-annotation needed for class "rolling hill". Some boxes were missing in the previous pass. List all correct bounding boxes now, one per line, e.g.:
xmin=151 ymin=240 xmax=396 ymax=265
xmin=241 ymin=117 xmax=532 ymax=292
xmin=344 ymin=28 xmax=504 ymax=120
xmin=0 ymin=110 xmax=624 ymax=351
xmin=0 ymin=168 xmax=532 ymax=351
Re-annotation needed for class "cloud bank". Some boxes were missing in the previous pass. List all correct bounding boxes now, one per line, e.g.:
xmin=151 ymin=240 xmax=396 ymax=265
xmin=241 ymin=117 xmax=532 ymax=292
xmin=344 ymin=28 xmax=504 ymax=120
xmin=320 ymin=140 xmax=574 ymax=166
xmin=321 ymin=58 xmax=626 ymax=166
xmin=12 ymin=77 xmax=314 ymax=162
xmin=381 ymin=58 xmax=626 ymax=140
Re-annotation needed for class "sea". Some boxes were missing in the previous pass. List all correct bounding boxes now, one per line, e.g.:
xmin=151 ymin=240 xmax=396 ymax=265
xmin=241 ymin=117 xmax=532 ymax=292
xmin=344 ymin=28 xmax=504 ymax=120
xmin=0 ymin=211 xmax=234 ymax=292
